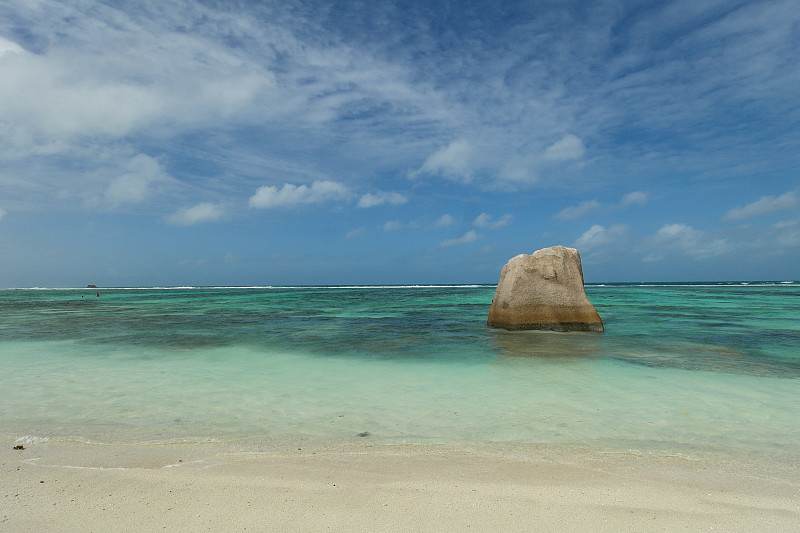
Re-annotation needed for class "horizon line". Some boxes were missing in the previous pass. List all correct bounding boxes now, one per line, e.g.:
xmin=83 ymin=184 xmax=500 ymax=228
xmin=3 ymin=280 xmax=797 ymax=290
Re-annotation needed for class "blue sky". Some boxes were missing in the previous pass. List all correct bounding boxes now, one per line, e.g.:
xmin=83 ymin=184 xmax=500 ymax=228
xmin=1 ymin=0 xmax=799 ymax=286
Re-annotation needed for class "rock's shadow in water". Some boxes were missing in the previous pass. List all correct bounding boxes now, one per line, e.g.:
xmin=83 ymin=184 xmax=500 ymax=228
xmin=489 ymin=328 xmax=604 ymax=360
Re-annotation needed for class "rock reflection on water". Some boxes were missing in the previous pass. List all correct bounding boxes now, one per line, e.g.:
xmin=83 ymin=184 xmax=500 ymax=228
xmin=489 ymin=328 xmax=604 ymax=359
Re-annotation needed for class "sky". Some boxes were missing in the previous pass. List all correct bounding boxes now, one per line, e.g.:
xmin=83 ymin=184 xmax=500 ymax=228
xmin=1 ymin=0 xmax=799 ymax=286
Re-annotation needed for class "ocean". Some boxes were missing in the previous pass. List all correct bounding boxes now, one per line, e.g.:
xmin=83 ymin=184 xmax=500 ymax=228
xmin=2 ymin=283 xmax=799 ymax=459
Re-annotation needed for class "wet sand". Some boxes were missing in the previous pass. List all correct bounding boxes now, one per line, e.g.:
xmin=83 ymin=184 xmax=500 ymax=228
xmin=3 ymin=440 xmax=799 ymax=532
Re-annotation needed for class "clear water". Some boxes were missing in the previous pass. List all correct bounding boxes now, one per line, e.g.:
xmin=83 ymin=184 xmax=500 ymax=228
xmin=1 ymin=284 xmax=798 ymax=456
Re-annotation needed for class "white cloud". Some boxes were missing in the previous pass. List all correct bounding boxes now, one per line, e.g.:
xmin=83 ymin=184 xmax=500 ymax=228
xmin=104 ymin=154 xmax=170 ymax=206
xmin=346 ymin=227 xmax=365 ymax=238
xmin=575 ymin=225 xmax=606 ymax=249
xmin=773 ymin=219 xmax=800 ymax=248
xmin=644 ymin=223 xmax=731 ymax=261
xmin=494 ymin=214 xmax=513 ymax=228
xmin=440 ymin=230 xmax=479 ymax=247
xmin=497 ymin=155 xmax=538 ymax=185
xmin=620 ymin=191 xmax=649 ymax=207
xmin=553 ymin=200 xmax=602 ymax=221
xmin=556 ymin=193 xmax=649 ymax=221
xmin=574 ymin=224 xmax=629 ymax=251
xmin=473 ymin=213 xmax=513 ymax=229
xmin=0 ymin=26 xmax=273 ymax=155
xmin=434 ymin=214 xmax=454 ymax=228
xmin=167 ymin=202 xmax=225 ymax=226
xmin=382 ymin=221 xmax=404 ymax=231
xmin=0 ymin=37 xmax=25 ymax=57
xmin=542 ymin=134 xmax=585 ymax=161
xmin=0 ymin=6 xmax=279 ymax=215
xmin=249 ymin=180 xmax=349 ymax=209
xmin=413 ymin=139 xmax=475 ymax=183
xmin=357 ymin=191 xmax=408 ymax=208
xmin=472 ymin=213 xmax=492 ymax=228
xmin=721 ymin=190 xmax=800 ymax=221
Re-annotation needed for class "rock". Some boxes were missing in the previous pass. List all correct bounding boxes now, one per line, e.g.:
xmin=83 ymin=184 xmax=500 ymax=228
xmin=487 ymin=246 xmax=603 ymax=332
xmin=87 ymin=284 xmax=97 ymax=288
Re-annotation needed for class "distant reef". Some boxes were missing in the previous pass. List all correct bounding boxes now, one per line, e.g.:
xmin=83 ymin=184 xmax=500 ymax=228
xmin=487 ymin=246 xmax=604 ymax=332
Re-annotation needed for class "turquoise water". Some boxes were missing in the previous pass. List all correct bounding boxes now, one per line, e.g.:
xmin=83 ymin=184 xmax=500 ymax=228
xmin=1 ymin=284 xmax=799 ymax=456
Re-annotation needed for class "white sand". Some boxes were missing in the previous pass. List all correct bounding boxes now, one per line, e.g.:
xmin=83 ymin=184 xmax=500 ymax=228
xmin=3 ymin=440 xmax=799 ymax=532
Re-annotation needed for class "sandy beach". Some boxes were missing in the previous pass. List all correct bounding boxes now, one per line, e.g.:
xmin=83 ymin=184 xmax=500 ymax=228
xmin=3 ymin=440 xmax=798 ymax=532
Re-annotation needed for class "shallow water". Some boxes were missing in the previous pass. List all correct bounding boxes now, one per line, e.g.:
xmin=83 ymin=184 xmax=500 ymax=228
xmin=1 ymin=284 xmax=799 ymax=456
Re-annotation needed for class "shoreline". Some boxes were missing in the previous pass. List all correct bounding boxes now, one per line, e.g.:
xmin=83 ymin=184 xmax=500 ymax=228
xmin=4 ymin=439 xmax=799 ymax=531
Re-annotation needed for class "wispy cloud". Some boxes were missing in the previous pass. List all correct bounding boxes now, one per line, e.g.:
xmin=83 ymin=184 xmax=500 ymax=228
xmin=472 ymin=213 xmax=513 ymax=229
xmin=0 ymin=37 xmax=24 ymax=56
xmin=382 ymin=221 xmax=404 ymax=232
xmin=574 ymin=224 xmax=629 ymax=251
xmin=554 ymin=192 xmax=648 ymax=221
xmin=721 ymin=190 xmax=799 ymax=221
xmin=412 ymin=139 xmax=475 ymax=184
xmin=643 ymin=223 xmax=731 ymax=262
xmin=619 ymin=191 xmax=649 ymax=207
xmin=167 ymin=202 xmax=225 ymax=226
xmin=772 ymin=219 xmax=800 ymax=248
xmin=440 ymin=230 xmax=479 ymax=247
xmin=554 ymin=200 xmax=602 ymax=221
xmin=104 ymin=154 xmax=171 ymax=207
xmin=434 ymin=214 xmax=454 ymax=228
xmin=358 ymin=191 xmax=408 ymax=208
xmin=542 ymin=134 xmax=585 ymax=162
xmin=249 ymin=181 xmax=350 ymax=209
xmin=0 ymin=19 xmax=273 ymax=156
xmin=346 ymin=227 xmax=365 ymax=239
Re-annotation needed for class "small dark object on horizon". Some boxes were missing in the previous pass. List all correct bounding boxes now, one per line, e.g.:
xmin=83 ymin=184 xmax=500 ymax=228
xmin=87 ymin=284 xmax=97 ymax=288
xmin=14 ymin=445 xmax=24 ymax=450
xmin=357 ymin=431 xmax=371 ymax=437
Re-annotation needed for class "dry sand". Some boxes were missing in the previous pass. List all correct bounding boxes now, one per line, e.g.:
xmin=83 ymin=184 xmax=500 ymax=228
xmin=2 ymin=439 xmax=799 ymax=532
